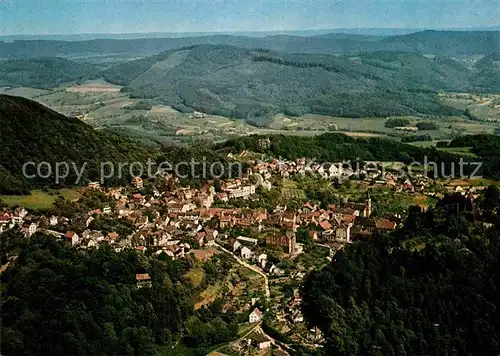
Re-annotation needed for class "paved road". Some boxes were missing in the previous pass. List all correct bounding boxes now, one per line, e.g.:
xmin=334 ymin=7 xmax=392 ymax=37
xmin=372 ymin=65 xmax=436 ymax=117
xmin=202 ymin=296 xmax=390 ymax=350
xmin=214 ymin=243 xmax=270 ymax=299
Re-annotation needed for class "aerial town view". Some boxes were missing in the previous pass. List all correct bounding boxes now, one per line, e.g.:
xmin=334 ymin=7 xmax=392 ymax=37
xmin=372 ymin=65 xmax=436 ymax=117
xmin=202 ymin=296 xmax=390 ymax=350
xmin=0 ymin=1 xmax=500 ymax=355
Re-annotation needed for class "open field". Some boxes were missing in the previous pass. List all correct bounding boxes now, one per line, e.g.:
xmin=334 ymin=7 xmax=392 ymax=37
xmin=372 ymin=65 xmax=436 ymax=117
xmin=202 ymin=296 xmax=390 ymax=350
xmin=195 ymin=281 xmax=223 ymax=310
xmin=0 ymin=188 xmax=81 ymax=211
xmin=0 ymin=86 xmax=50 ymax=98
xmin=440 ymin=92 xmax=500 ymax=122
xmin=281 ymin=180 xmax=307 ymax=201
xmin=65 ymin=79 xmax=122 ymax=93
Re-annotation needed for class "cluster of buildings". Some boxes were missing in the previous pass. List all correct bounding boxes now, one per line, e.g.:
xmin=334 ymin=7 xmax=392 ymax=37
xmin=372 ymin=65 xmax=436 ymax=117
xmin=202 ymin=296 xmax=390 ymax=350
xmin=247 ymin=154 xmax=433 ymax=193
xmin=1 ymin=169 xmax=401 ymax=261
xmin=0 ymin=207 xmax=61 ymax=237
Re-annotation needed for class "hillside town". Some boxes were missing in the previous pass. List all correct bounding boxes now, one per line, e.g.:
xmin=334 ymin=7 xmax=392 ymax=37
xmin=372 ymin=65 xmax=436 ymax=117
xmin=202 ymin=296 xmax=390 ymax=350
xmin=0 ymin=152 xmax=488 ymax=354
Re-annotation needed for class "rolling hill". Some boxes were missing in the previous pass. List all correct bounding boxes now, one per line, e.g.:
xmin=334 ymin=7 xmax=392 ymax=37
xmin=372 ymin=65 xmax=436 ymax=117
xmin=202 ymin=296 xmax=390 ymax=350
xmin=102 ymin=45 xmax=497 ymax=123
xmin=0 ymin=95 xmax=151 ymax=194
xmin=0 ymin=30 xmax=498 ymax=59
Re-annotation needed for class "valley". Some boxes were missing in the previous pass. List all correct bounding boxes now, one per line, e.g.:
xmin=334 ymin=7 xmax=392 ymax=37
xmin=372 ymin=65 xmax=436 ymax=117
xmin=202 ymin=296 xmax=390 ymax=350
xmin=1 ymin=79 xmax=498 ymax=148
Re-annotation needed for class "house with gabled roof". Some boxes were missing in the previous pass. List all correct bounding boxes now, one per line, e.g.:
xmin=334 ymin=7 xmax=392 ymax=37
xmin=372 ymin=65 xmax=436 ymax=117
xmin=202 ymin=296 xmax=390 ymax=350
xmin=241 ymin=246 xmax=253 ymax=259
xmin=266 ymin=232 xmax=296 ymax=254
xmin=247 ymin=332 xmax=271 ymax=350
xmin=195 ymin=231 xmax=205 ymax=247
xmin=249 ymin=307 xmax=263 ymax=323
xmin=375 ymin=219 xmax=397 ymax=230
xmin=65 ymin=231 xmax=79 ymax=246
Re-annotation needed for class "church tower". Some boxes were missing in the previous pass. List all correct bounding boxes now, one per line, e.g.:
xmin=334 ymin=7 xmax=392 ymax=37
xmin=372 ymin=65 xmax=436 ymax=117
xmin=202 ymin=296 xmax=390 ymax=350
xmin=364 ymin=193 xmax=372 ymax=218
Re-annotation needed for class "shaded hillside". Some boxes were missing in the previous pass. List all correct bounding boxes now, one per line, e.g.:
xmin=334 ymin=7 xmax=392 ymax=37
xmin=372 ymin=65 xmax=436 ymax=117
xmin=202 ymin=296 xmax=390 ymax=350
xmin=302 ymin=193 xmax=500 ymax=355
xmin=473 ymin=52 xmax=500 ymax=92
xmin=103 ymin=45 xmax=494 ymax=123
xmin=0 ymin=57 xmax=99 ymax=89
xmin=0 ymin=30 xmax=498 ymax=58
xmin=0 ymin=95 xmax=151 ymax=194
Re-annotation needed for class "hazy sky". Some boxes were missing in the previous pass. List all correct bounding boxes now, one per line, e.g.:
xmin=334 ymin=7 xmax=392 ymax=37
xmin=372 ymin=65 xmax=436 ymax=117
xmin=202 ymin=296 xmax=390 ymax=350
xmin=1 ymin=0 xmax=499 ymax=35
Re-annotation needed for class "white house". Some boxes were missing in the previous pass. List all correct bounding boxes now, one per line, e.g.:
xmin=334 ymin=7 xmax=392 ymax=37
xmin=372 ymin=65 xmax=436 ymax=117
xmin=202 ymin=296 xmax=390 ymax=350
xmin=14 ymin=207 xmax=28 ymax=219
xmin=65 ymin=232 xmax=79 ymax=246
xmin=257 ymin=253 xmax=267 ymax=268
xmin=88 ymin=182 xmax=101 ymax=190
xmin=240 ymin=246 xmax=253 ymax=260
xmin=86 ymin=216 xmax=94 ymax=227
xmin=233 ymin=240 xmax=242 ymax=252
xmin=87 ymin=239 xmax=98 ymax=249
xmin=49 ymin=216 xmax=58 ymax=226
xmin=27 ymin=223 xmax=38 ymax=237
xmin=227 ymin=184 xmax=256 ymax=199
xmin=249 ymin=307 xmax=263 ymax=323
xmin=248 ymin=332 xmax=271 ymax=350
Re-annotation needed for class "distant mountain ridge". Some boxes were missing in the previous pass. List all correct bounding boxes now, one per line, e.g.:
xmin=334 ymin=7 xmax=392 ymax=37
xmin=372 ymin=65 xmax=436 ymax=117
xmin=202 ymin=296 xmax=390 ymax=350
xmin=0 ymin=30 xmax=498 ymax=59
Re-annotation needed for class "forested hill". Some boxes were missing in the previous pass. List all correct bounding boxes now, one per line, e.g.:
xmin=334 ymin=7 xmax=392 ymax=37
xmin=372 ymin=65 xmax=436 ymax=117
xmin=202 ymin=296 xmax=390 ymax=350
xmin=302 ymin=192 xmax=500 ymax=355
xmin=221 ymin=133 xmax=500 ymax=180
xmin=0 ymin=30 xmax=498 ymax=58
xmin=103 ymin=45 xmax=498 ymax=123
xmin=0 ymin=95 xmax=151 ymax=194
xmin=0 ymin=232 xmax=240 ymax=355
xmin=0 ymin=57 xmax=99 ymax=89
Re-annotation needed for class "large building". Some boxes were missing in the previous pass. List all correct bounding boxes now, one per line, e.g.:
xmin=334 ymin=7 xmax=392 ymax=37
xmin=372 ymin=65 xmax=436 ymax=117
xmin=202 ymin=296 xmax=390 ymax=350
xmin=266 ymin=231 xmax=296 ymax=254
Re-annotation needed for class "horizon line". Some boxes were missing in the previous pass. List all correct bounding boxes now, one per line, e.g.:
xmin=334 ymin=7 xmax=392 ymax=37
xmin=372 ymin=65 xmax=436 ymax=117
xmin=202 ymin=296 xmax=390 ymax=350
xmin=2 ymin=25 xmax=499 ymax=39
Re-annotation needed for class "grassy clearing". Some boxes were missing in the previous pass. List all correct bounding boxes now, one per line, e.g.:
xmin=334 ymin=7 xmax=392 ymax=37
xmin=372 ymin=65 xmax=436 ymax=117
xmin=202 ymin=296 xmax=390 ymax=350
xmin=409 ymin=140 xmax=439 ymax=148
xmin=280 ymin=179 xmax=306 ymax=201
xmin=237 ymin=322 xmax=258 ymax=337
xmin=237 ymin=266 xmax=259 ymax=279
xmin=185 ymin=266 xmax=205 ymax=287
xmin=0 ymin=189 xmax=81 ymax=211
xmin=195 ymin=281 xmax=223 ymax=310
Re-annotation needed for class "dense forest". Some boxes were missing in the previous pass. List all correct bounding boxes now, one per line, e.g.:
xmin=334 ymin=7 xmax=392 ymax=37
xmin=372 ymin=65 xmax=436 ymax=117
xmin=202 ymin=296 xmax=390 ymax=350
xmin=302 ymin=191 xmax=500 ymax=355
xmin=0 ymin=58 xmax=99 ymax=88
xmin=0 ymin=95 xmax=153 ymax=194
xmin=0 ymin=232 xmax=240 ymax=355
